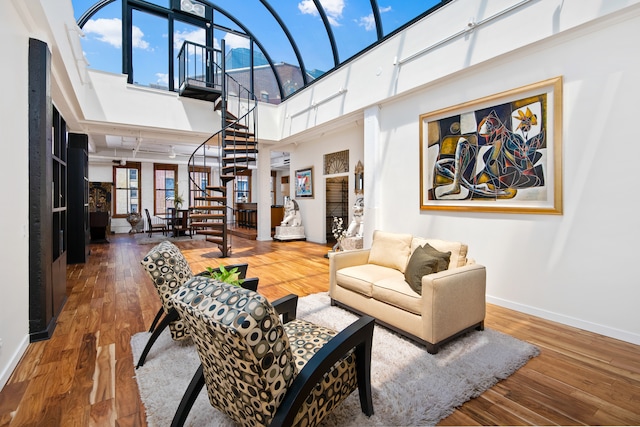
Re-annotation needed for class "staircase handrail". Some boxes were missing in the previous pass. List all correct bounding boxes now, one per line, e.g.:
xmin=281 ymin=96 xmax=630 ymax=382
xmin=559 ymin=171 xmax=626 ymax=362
xmin=187 ymin=98 xmax=257 ymax=198
xmin=182 ymin=38 xmax=258 ymax=202
xmin=181 ymin=38 xmax=258 ymax=257
xmin=177 ymin=40 xmax=223 ymax=92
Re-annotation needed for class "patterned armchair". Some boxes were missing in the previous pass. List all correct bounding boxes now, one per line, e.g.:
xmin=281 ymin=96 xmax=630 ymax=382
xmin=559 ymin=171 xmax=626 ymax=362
xmin=169 ymin=276 xmax=375 ymax=427
xmin=138 ymin=241 xmax=251 ymax=367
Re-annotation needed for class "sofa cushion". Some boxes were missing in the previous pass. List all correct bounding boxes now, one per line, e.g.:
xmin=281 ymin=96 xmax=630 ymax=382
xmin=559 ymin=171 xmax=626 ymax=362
xmin=411 ymin=238 xmax=468 ymax=269
xmin=368 ymin=230 xmax=413 ymax=273
xmin=371 ymin=279 xmax=422 ymax=315
xmin=336 ymin=264 xmax=402 ymax=297
xmin=404 ymin=244 xmax=451 ymax=294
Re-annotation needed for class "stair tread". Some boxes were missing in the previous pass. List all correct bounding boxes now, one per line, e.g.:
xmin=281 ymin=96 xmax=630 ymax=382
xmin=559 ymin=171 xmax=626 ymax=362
xmin=190 ymin=208 xmax=226 ymax=214
xmin=222 ymin=157 xmax=256 ymax=165
xmin=222 ymin=166 xmax=248 ymax=170
xmin=191 ymin=214 xmax=224 ymax=222
xmin=204 ymin=186 xmax=226 ymax=193
xmin=198 ymin=227 xmax=225 ymax=233
xmin=204 ymin=235 xmax=225 ymax=242
xmin=191 ymin=215 xmax=226 ymax=220
xmin=224 ymin=138 xmax=257 ymax=144
xmin=226 ymin=120 xmax=249 ymax=130
xmin=222 ymin=155 xmax=257 ymax=159
xmin=191 ymin=218 xmax=226 ymax=224
xmin=225 ymin=130 xmax=255 ymax=138
xmin=193 ymin=196 xmax=227 ymax=202
xmin=193 ymin=229 xmax=225 ymax=234
xmin=189 ymin=203 xmax=226 ymax=208
xmin=224 ymin=144 xmax=258 ymax=149
xmin=205 ymin=238 xmax=225 ymax=245
xmin=223 ymin=148 xmax=258 ymax=153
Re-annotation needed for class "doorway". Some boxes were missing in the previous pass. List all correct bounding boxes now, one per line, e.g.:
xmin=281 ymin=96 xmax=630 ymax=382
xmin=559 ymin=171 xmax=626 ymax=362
xmin=325 ymin=176 xmax=348 ymax=246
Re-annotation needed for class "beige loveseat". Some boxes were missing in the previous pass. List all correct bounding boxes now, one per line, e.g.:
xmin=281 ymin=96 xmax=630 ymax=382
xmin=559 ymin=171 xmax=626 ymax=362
xmin=329 ymin=230 xmax=486 ymax=354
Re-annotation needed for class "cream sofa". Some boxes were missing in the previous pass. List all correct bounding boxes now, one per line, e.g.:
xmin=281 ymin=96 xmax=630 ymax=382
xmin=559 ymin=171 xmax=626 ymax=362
xmin=329 ymin=230 xmax=486 ymax=354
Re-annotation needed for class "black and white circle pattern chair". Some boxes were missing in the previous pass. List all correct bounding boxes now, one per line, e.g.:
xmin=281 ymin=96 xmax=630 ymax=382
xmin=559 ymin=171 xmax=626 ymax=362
xmin=169 ymin=276 xmax=375 ymax=427
xmin=138 ymin=240 xmax=251 ymax=367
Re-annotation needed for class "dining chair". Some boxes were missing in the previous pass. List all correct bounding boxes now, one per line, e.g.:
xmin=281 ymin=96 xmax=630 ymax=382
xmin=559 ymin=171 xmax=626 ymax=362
xmin=144 ymin=208 xmax=167 ymax=237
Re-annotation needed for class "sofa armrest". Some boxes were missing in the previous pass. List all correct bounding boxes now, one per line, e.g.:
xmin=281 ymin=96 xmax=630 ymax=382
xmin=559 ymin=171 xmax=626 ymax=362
xmin=329 ymin=248 xmax=370 ymax=270
xmin=329 ymin=249 xmax=371 ymax=295
xmin=421 ymin=264 xmax=486 ymax=343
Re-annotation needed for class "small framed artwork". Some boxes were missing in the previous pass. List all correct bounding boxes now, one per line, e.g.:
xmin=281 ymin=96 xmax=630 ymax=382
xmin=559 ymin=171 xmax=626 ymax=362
xmin=420 ymin=76 xmax=563 ymax=214
xmin=295 ymin=167 xmax=314 ymax=198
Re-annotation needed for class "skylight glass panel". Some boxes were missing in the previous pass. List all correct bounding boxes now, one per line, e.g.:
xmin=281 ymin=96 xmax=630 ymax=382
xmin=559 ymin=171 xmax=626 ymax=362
xmin=213 ymin=0 xmax=300 ymax=69
xmin=71 ymin=0 xmax=448 ymax=98
xmin=268 ymin=0 xmax=334 ymax=79
xmin=213 ymin=1 xmax=307 ymax=99
xmin=77 ymin=0 xmax=122 ymax=74
xmin=379 ymin=1 xmax=443 ymax=36
xmin=131 ymin=10 xmax=169 ymax=89
xmin=173 ymin=20 xmax=207 ymax=89
xmin=324 ymin=0 xmax=378 ymax=63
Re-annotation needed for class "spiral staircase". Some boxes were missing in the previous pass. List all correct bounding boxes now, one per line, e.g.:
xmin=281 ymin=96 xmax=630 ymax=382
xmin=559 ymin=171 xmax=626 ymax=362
xmin=178 ymin=41 xmax=258 ymax=257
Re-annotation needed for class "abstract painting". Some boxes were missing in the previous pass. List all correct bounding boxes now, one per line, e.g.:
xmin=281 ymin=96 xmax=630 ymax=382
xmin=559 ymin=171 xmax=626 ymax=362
xmin=420 ymin=77 xmax=562 ymax=214
xmin=295 ymin=167 xmax=314 ymax=198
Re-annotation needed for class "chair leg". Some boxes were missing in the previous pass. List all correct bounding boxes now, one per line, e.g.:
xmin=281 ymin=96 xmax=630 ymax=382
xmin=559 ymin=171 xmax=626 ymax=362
xmin=170 ymin=365 xmax=205 ymax=427
xmin=136 ymin=308 xmax=179 ymax=368
xmin=354 ymin=333 xmax=374 ymax=416
xmin=148 ymin=307 xmax=165 ymax=333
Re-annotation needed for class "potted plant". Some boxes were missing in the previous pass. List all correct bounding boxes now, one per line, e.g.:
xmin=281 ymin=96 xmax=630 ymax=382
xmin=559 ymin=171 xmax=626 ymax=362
xmin=204 ymin=264 xmax=244 ymax=287
xmin=174 ymin=193 xmax=184 ymax=210
xmin=201 ymin=264 xmax=259 ymax=291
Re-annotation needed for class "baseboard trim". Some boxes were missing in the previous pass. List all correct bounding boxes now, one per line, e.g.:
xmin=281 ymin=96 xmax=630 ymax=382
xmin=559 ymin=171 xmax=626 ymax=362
xmin=487 ymin=295 xmax=640 ymax=346
xmin=0 ymin=334 xmax=29 ymax=390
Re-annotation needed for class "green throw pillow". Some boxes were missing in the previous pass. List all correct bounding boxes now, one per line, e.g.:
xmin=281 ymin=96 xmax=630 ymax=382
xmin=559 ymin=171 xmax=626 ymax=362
xmin=404 ymin=244 xmax=451 ymax=294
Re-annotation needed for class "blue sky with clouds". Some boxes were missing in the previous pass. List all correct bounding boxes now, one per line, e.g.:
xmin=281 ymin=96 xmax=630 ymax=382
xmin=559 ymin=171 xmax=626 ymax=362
xmin=72 ymin=0 xmax=441 ymax=89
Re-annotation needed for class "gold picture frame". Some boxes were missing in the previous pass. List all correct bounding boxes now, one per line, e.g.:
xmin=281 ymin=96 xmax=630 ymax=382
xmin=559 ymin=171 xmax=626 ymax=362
xmin=420 ymin=76 xmax=563 ymax=214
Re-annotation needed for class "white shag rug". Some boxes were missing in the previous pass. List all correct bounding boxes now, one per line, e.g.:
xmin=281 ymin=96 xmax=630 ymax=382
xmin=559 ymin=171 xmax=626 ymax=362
xmin=131 ymin=292 xmax=539 ymax=426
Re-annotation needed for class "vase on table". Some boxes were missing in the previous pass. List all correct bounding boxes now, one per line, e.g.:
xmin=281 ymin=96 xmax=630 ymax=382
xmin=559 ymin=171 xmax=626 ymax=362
xmin=126 ymin=212 xmax=142 ymax=234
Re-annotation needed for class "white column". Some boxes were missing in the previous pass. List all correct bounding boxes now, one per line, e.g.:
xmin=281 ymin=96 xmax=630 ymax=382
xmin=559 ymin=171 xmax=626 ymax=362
xmin=256 ymin=146 xmax=273 ymax=241
xmin=363 ymin=105 xmax=381 ymax=248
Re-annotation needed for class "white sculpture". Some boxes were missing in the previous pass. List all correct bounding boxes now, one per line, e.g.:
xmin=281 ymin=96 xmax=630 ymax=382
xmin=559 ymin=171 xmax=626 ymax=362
xmin=280 ymin=198 xmax=302 ymax=227
xmin=274 ymin=198 xmax=305 ymax=241
xmin=345 ymin=198 xmax=364 ymax=237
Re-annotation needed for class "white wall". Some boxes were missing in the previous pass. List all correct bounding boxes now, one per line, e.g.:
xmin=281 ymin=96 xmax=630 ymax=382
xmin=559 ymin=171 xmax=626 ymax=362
xmin=82 ymin=71 xmax=219 ymax=146
xmin=0 ymin=0 xmax=32 ymax=389
xmin=288 ymin=123 xmax=365 ymax=243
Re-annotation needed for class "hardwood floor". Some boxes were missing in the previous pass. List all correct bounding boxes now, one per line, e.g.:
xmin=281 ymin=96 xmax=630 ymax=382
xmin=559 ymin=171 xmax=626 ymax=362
xmin=1 ymin=234 xmax=639 ymax=426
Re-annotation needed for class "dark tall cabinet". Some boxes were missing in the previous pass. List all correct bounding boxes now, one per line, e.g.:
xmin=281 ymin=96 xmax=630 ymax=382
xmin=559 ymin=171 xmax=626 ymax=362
xmin=29 ymin=38 xmax=67 ymax=341
xmin=68 ymin=133 xmax=90 ymax=263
